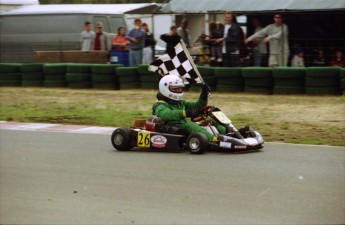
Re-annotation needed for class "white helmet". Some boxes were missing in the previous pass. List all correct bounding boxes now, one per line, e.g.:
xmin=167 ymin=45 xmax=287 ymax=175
xmin=159 ymin=74 xmax=185 ymax=101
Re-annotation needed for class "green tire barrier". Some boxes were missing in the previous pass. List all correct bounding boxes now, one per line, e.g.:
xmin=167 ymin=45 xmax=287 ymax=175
xmin=305 ymin=77 xmax=340 ymax=87
xmin=141 ymin=82 xmax=158 ymax=89
xmin=67 ymin=64 xmax=92 ymax=74
xmin=273 ymin=86 xmax=304 ymax=95
xmin=43 ymin=80 xmax=66 ymax=87
xmin=20 ymin=63 xmax=44 ymax=73
xmin=245 ymin=78 xmax=273 ymax=87
xmin=137 ymin=64 xmax=150 ymax=74
xmin=305 ymin=87 xmax=341 ymax=95
xmin=65 ymin=73 xmax=92 ymax=82
xmin=119 ymin=83 xmax=141 ymax=89
xmin=44 ymin=74 xmax=65 ymax=81
xmin=140 ymin=73 xmax=159 ymax=83
xmin=242 ymin=67 xmax=273 ymax=78
xmin=21 ymin=72 xmax=44 ymax=80
xmin=341 ymin=68 xmax=345 ymax=79
xmin=43 ymin=63 xmax=68 ymax=74
xmin=214 ymin=67 xmax=242 ymax=78
xmin=306 ymin=67 xmax=341 ymax=78
xmin=92 ymin=73 xmax=116 ymax=82
xmin=244 ymin=86 xmax=272 ymax=94
xmin=91 ymin=64 xmax=122 ymax=74
xmin=0 ymin=80 xmax=21 ymax=86
xmin=0 ymin=63 xmax=22 ymax=73
xmin=117 ymin=67 xmax=140 ymax=89
xmin=216 ymin=84 xmax=243 ymax=92
xmin=68 ymin=82 xmax=93 ymax=89
xmin=197 ymin=66 xmax=214 ymax=77
xmin=22 ymin=80 xmax=44 ymax=87
xmin=341 ymin=79 xmax=345 ymax=89
xmin=274 ymin=78 xmax=305 ymax=87
xmin=0 ymin=73 xmax=21 ymax=80
xmin=272 ymin=67 xmax=306 ymax=88
xmin=215 ymin=67 xmax=243 ymax=91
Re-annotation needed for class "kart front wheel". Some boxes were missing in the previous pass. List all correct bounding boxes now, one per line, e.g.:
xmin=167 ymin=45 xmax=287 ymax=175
xmin=186 ymin=132 xmax=208 ymax=154
xmin=111 ymin=127 xmax=133 ymax=151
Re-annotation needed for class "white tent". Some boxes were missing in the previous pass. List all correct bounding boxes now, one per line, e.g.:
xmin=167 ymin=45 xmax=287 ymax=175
xmin=0 ymin=0 xmax=38 ymax=12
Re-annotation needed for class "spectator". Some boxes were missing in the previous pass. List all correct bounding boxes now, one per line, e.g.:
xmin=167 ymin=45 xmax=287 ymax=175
xmin=312 ymin=49 xmax=326 ymax=66
xmin=142 ymin=23 xmax=156 ymax=65
xmin=126 ymin=18 xmax=146 ymax=67
xmin=291 ymin=48 xmax=305 ymax=67
xmin=112 ymin=27 xmax=130 ymax=51
xmin=245 ymin=13 xmax=289 ymax=67
xmin=329 ymin=49 xmax=345 ymax=67
xmin=250 ymin=17 xmax=267 ymax=66
xmin=177 ymin=19 xmax=192 ymax=48
xmin=94 ymin=22 xmax=109 ymax=51
xmin=206 ymin=22 xmax=224 ymax=63
xmin=160 ymin=25 xmax=181 ymax=54
xmin=80 ymin=21 xmax=95 ymax=51
xmin=218 ymin=12 xmax=242 ymax=67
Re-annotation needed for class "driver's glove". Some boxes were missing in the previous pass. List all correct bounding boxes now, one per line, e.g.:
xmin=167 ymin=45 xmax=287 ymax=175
xmin=200 ymin=83 xmax=211 ymax=101
xmin=183 ymin=108 xmax=198 ymax=118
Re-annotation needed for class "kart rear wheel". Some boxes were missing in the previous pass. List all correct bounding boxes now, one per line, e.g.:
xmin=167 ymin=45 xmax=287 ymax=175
xmin=186 ymin=132 xmax=208 ymax=154
xmin=111 ymin=127 xmax=133 ymax=151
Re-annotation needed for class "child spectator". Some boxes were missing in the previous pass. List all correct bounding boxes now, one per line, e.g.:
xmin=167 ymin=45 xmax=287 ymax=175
xmin=206 ymin=22 xmax=224 ymax=63
xmin=329 ymin=49 xmax=345 ymax=67
xmin=291 ymin=48 xmax=305 ymax=67
xmin=312 ymin=49 xmax=326 ymax=66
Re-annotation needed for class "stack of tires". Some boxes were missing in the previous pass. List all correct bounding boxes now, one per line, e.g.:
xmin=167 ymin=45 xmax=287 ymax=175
xmin=214 ymin=67 xmax=243 ymax=92
xmin=65 ymin=64 xmax=92 ymax=89
xmin=117 ymin=67 xmax=140 ymax=89
xmin=305 ymin=67 xmax=341 ymax=95
xmin=20 ymin=63 xmax=45 ymax=87
xmin=138 ymin=64 xmax=158 ymax=89
xmin=92 ymin=64 xmax=122 ymax=89
xmin=272 ymin=67 xmax=306 ymax=94
xmin=197 ymin=66 xmax=216 ymax=90
xmin=0 ymin=63 xmax=22 ymax=87
xmin=43 ymin=63 xmax=68 ymax=87
xmin=341 ymin=68 xmax=345 ymax=95
xmin=242 ymin=67 xmax=273 ymax=94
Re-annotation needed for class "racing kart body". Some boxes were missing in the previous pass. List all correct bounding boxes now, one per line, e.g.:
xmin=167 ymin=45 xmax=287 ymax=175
xmin=111 ymin=106 xmax=264 ymax=154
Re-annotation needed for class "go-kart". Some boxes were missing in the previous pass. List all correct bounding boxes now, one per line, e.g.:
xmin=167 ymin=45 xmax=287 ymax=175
xmin=111 ymin=106 xmax=264 ymax=154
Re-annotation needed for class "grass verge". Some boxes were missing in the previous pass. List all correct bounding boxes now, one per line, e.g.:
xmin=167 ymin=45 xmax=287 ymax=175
xmin=0 ymin=87 xmax=344 ymax=146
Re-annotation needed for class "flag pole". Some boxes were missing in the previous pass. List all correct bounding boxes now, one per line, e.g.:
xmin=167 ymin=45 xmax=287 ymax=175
xmin=179 ymin=40 xmax=205 ymax=85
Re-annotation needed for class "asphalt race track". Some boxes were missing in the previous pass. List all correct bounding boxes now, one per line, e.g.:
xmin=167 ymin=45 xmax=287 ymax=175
xmin=0 ymin=125 xmax=344 ymax=224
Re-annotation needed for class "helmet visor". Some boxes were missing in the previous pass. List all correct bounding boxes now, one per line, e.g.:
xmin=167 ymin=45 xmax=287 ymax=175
xmin=169 ymin=86 xmax=183 ymax=93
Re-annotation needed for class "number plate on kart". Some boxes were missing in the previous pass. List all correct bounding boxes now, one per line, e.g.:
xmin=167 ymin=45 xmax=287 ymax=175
xmin=138 ymin=131 xmax=150 ymax=148
xmin=212 ymin=111 xmax=231 ymax=124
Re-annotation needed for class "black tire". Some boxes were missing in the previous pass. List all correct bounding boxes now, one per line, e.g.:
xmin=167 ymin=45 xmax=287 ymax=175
xmin=242 ymin=67 xmax=273 ymax=78
xmin=91 ymin=64 xmax=122 ymax=74
xmin=0 ymin=63 xmax=22 ymax=73
xmin=21 ymin=72 xmax=44 ymax=80
xmin=67 ymin=64 xmax=92 ymax=73
xmin=111 ymin=128 xmax=133 ymax=151
xmin=186 ymin=132 xmax=208 ymax=154
xmin=22 ymin=80 xmax=44 ymax=87
xmin=20 ymin=63 xmax=44 ymax=72
xmin=65 ymin=73 xmax=92 ymax=82
xmin=214 ymin=67 xmax=242 ymax=78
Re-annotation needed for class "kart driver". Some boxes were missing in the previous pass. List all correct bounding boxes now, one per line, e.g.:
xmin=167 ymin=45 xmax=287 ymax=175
xmin=152 ymin=74 xmax=232 ymax=142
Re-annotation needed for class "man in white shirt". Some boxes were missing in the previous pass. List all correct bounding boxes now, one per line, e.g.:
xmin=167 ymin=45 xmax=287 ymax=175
xmin=80 ymin=21 xmax=95 ymax=52
xmin=245 ymin=14 xmax=289 ymax=67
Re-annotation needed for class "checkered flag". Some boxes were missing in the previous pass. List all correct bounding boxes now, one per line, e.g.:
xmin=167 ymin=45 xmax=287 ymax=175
xmin=149 ymin=40 xmax=203 ymax=84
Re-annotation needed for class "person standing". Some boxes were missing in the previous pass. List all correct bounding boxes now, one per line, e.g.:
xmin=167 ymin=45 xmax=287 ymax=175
xmin=160 ymin=25 xmax=181 ymax=54
xmin=126 ymin=18 xmax=145 ymax=67
xmin=250 ymin=17 xmax=267 ymax=66
xmin=245 ymin=14 xmax=289 ymax=67
xmin=142 ymin=23 xmax=156 ymax=65
xmin=216 ymin=12 xmax=242 ymax=67
xmin=80 ymin=21 xmax=95 ymax=52
xmin=112 ymin=27 xmax=130 ymax=50
xmin=94 ymin=22 xmax=109 ymax=51
xmin=177 ymin=19 xmax=192 ymax=48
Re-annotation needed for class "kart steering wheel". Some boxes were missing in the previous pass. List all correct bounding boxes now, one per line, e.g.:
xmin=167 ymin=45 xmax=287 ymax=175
xmin=191 ymin=105 xmax=213 ymax=122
